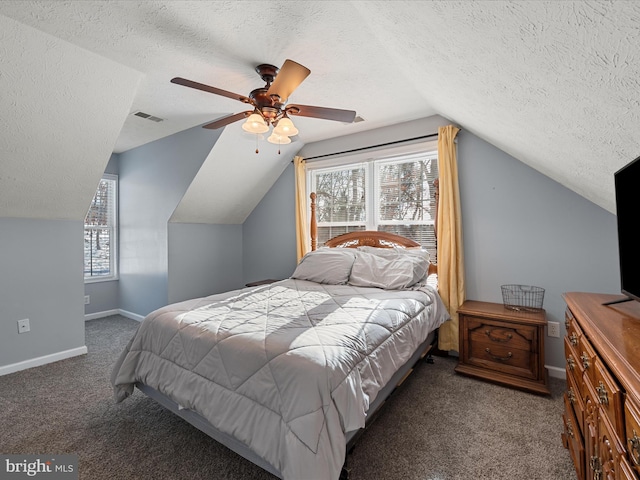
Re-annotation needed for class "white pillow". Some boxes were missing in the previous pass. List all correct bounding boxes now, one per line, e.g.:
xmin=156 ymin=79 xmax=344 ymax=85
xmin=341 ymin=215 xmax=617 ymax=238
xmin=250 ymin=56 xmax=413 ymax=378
xmin=291 ymin=248 xmax=356 ymax=284
xmin=357 ymin=245 xmax=430 ymax=263
xmin=348 ymin=251 xmax=429 ymax=290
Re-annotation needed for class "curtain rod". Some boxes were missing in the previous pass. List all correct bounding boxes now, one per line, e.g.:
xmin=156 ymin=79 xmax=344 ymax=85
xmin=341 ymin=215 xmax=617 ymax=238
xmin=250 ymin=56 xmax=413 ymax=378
xmin=303 ymin=133 xmax=439 ymax=161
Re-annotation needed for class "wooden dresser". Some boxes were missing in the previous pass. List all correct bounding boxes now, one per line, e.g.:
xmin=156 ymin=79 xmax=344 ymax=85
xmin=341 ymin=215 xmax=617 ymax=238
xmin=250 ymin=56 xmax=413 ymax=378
xmin=562 ymin=292 xmax=640 ymax=480
xmin=455 ymin=300 xmax=550 ymax=395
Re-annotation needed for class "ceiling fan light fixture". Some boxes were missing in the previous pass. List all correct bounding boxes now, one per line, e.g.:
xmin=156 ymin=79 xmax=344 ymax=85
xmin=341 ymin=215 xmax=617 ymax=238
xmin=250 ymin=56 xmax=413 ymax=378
xmin=273 ymin=116 xmax=298 ymax=137
xmin=267 ymin=133 xmax=292 ymax=145
xmin=242 ymin=113 xmax=269 ymax=134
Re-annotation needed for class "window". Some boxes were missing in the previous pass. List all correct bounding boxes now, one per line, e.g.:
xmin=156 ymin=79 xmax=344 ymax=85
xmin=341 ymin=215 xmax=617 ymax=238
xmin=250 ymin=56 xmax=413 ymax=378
xmin=308 ymin=148 xmax=439 ymax=261
xmin=84 ymin=174 xmax=118 ymax=281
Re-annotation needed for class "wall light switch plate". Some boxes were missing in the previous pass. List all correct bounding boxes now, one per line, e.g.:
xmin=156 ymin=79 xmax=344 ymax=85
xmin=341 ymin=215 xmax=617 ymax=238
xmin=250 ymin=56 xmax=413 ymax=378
xmin=84 ymin=295 xmax=90 ymax=305
xmin=17 ymin=318 xmax=30 ymax=334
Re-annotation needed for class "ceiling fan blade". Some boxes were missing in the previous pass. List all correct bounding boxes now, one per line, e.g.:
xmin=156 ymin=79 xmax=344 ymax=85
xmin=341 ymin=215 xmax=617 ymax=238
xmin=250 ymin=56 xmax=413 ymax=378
xmin=171 ymin=77 xmax=251 ymax=104
xmin=202 ymin=111 xmax=252 ymax=130
xmin=267 ymin=60 xmax=310 ymax=102
xmin=287 ymin=104 xmax=356 ymax=123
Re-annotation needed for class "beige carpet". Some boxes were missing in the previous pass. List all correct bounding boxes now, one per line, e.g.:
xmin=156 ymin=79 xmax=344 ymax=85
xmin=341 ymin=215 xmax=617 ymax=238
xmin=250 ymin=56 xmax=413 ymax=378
xmin=0 ymin=315 xmax=576 ymax=479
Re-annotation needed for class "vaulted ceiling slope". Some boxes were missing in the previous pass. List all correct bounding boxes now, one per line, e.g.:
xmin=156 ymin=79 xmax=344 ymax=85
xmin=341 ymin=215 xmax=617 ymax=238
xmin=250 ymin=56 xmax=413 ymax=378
xmin=0 ymin=13 xmax=140 ymax=220
xmin=1 ymin=1 xmax=639 ymax=220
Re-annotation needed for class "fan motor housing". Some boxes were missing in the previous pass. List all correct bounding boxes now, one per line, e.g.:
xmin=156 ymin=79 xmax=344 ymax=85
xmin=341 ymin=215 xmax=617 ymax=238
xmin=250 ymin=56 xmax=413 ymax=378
xmin=249 ymin=87 xmax=284 ymax=119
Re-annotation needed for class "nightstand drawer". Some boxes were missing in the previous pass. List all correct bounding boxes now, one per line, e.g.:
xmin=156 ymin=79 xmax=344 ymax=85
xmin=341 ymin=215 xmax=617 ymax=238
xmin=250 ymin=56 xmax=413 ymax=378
xmin=467 ymin=342 xmax=536 ymax=379
xmin=467 ymin=317 xmax=534 ymax=350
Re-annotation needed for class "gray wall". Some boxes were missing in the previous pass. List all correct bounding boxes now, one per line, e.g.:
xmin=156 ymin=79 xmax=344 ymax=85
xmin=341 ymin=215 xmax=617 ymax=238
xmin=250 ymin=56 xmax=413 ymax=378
xmin=457 ymin=130 xmax=619 ymax=369
xmin=242 ymin=162 xmax=298 ymax=284
xmin=118 ymin=125 xmax=222 ymax=317
xmin=168 ymin=223 xmax=243 ymax=304
xmin=250 ymin=116 xmax=621 ymax=372
xmin=0 ymin=218 xmax=85 ymax=367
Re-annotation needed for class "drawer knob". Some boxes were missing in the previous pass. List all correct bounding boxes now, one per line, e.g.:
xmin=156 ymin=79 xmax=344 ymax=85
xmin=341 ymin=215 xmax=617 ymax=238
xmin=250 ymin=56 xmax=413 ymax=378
xmin=567 ymin=356 xmax=576 ymax=371
xmin=567 ymin=388 xmax=576 ymax=404
xmin=595 ymin=381 xmax=609 ymax=406
xmin=484 ymin=329 xmax=513 ymax=343
xmin=484 ymin=347 xmax=512 ymax=361
xmin=580 ymin=353 xmax=590 ymax=370
xmin=566 ymin=418 xmax=575 ymax=439
xmin=629 ymin=430 xmax=640 ymax=465
xmin=569 ymin=332 xmax=579 ymax=346
xmin=565 ymin=319 xmax=570 ymax=330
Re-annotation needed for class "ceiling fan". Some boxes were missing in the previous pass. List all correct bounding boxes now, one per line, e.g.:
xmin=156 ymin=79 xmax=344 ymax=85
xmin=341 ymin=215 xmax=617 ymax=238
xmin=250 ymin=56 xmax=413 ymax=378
xmin=170 ymin=59 xmax=357 ymax=146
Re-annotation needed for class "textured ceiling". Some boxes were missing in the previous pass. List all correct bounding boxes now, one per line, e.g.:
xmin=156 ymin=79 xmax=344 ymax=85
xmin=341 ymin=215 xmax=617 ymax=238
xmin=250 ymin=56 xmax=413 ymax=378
xmin=0 ymin=13 xmax=140 ymax=220
xmin=1 ymin=0 xmax=639 ymax=221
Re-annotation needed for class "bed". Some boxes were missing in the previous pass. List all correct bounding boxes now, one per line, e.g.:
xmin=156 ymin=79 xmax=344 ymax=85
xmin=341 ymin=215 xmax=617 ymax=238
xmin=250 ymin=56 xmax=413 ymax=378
xmin=111 ymin=193 xmax=449 ymax=480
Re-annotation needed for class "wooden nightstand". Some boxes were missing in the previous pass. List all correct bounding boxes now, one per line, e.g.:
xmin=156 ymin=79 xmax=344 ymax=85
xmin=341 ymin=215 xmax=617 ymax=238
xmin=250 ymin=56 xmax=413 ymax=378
xmin=455 ymin=300 xmax=550 ymax=395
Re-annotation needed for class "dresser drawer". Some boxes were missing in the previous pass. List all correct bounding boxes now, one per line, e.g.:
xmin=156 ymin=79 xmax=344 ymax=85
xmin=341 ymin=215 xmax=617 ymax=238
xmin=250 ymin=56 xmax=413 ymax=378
xmin=594 ymin=358 xmax=624 ymax=437
xmin=597 ymin=411 xmax=626 ymax=480
xmin=565 ymin=308 xmax=581 ymax=347
xmin=624 ymin=396 xmax=640 ymax=476
xmin=578 ymin=334 xmax=597 ymax=385
xmin=619 ymin=456 xmax=638 ymax=480
xmin=566 ymin=365 xmax=585 ymax=437
xmin=565 ymin=336 xmax=585 ymax=396
xmin=563 ymin=394 xmax=585 ymax=480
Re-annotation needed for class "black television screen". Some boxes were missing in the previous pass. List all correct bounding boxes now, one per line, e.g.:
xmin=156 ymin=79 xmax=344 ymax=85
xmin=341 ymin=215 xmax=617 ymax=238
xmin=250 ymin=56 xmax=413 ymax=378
xmin=614 ymin=155 xmax=640 ymax=302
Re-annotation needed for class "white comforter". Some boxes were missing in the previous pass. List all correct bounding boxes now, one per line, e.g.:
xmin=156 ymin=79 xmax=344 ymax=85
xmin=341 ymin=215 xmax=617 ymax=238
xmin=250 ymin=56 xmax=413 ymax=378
xmin=111 ymin=279 xmax=449 ymax=480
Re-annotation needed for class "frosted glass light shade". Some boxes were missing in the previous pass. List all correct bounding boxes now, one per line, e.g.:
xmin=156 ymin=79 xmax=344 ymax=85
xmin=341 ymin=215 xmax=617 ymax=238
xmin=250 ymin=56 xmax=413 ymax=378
xmin=273 ymin=117 xmax=298 ymax=136
xmin=267 ymin=133 xmax=292 ymax=145
xmin=242 ymin=113 xmax=269 ymax=134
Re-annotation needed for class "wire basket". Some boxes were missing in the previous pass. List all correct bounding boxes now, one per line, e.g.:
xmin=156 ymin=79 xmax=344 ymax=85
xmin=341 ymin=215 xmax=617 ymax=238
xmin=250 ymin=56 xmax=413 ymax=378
xmin=501 ymin=284 xmax=545 ymax=312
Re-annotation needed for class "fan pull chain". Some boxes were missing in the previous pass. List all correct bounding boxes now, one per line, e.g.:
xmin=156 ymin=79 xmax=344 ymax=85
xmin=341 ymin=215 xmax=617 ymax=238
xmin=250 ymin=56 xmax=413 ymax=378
xmin=255 ymin=134 xmax=259 ymax=154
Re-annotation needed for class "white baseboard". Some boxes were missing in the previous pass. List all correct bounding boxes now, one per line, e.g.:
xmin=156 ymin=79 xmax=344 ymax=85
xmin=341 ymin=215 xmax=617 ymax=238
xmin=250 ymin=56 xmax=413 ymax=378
xmin=0 ymin=346 xmax=88 ymax=377
xmin=118 ymin=309 xmax=145 ymax=322
xmin=84 ymin=309 xmax=120 ymax=321
xmin=546 ymin=364 xmax=566 ymax=380
xmin=84 ymin=308 xmax=145 ymax=322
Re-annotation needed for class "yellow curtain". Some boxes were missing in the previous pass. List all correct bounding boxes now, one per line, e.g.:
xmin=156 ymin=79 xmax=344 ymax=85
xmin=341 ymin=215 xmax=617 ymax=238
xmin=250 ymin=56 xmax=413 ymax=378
xmin=294 ymin=156 xmax=308 ymax=262
xmin=436 ymin=125 xmax=465 ymax=352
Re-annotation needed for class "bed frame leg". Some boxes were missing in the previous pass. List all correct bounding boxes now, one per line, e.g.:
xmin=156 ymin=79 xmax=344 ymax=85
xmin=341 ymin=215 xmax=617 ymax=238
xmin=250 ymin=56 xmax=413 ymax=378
xmin=340 ymin=447 xmax=351 ymax=480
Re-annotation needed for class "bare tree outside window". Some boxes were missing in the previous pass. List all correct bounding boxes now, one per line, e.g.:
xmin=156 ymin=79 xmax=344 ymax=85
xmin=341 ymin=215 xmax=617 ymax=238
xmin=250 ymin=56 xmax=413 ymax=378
xmin=84 ymin=175 xmax=117 ymax=280
xmin=310 ymin=152 xmax=438 ymax=260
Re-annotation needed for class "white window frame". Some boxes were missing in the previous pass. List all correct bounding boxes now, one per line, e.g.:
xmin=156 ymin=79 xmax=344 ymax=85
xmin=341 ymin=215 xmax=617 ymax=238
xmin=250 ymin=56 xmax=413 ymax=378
xmin=306 ymin=140 xmax=438 ymax=249
xmin=84 ymin=174 xmax=118 ymax=283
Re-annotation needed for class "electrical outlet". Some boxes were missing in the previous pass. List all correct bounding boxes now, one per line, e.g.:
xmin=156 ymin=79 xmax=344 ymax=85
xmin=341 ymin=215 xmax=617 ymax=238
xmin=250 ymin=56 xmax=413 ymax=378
xmin=547 ymin=321 xmax=560 ymax=338
xmin=84 ymin=295 xmax=90 ymax=305
xmin=17 ymin=318 xmax=30 ymax=334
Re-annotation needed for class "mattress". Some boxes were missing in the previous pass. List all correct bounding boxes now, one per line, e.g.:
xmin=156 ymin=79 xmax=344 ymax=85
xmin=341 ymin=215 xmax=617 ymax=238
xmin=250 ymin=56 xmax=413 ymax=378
xmin=111 ymin=279 xmax=449 ymax=480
